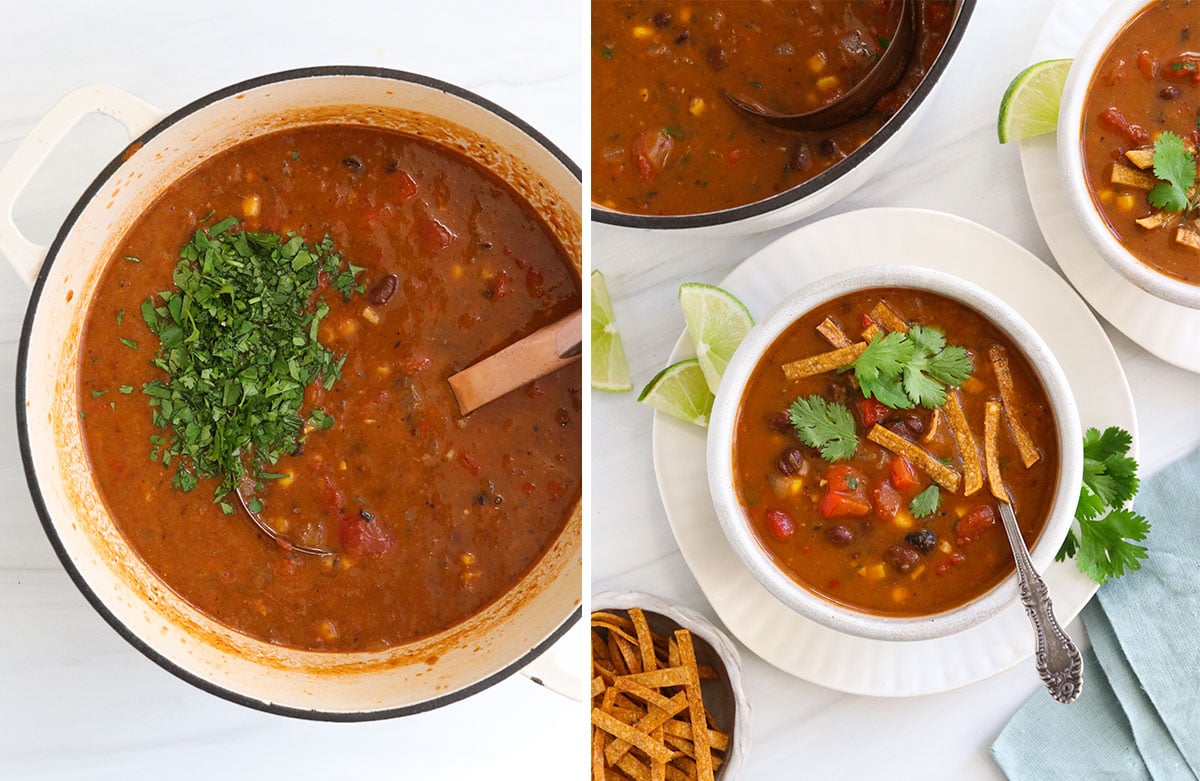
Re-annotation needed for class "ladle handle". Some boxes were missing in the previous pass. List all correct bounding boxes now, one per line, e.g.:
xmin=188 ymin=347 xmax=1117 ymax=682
xmin=0 ymin=85 xmax=160 ymax=286
xmin=448 ymin=309 xmax=582 ymax=415
xmin=998 ymin=501 xmax=1083 ymax=704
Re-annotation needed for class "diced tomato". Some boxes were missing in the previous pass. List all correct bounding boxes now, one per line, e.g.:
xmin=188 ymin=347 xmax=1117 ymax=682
xmin=935 ymin=552 xmax=966 ymax=576
xmin=522 ymin=482 xmax=537 ymax=496
xmin=890 ymin=456 xmax=919 ymax=490
xmin=402 ymin=355 xmax=432 ymax=373
xmin=860 ymin=313 xmax=874 ymax=328
xmin=858 ymin=397 xmax=890 ymax=427
xmin=926 ymin=1 xmax=952 ymax=23
xmin=727 ymin=147 xmax=743 ymax=165
xmin=319 ymin=476 xmax=343 ymax=517
xmin=525 ymin=267 xmax=544 ymax=298
xmin=525 ymin=382 xmax=545 ymax=399
xmin=827 ymin=579 xmax=841 ymax=590
xmin=1136 ymin=50 xmax=1158 ymax=80
xmin=458 ymin=452 xmax=482 ymax=476
xmin=394 ymin=171 xmax=418 ymax=201
xmin=274 ymin=557 xmax=299 ymax=577
xmin=632 ymin=129 xmax=673 ymax=182
xmin=1162 ymin=56 xmax=1200 ymax=84
xmin=956 ymin=505 xmax=996 ymax=546
xmin=818 ymin=465 xmax=871 ymax=518
xmin=765 ymin=508 xmax=796 ymax=540
xmin=417 ymin=213 xmax=454 ymax=253
xmin=872 ymin=481 xmax=901 ymax=521
xmin=1103 ymin=58 xmax=1128 ymax=87
xmin=340 ymin=515 xmax=394 ymax=558
xmin=492 ymin=270 xmax=511 ymax=300
xmin=1098 ymin=107 xmax=1150 ymax=146
xmin=548 ymin=480 xmax=564 ymax=500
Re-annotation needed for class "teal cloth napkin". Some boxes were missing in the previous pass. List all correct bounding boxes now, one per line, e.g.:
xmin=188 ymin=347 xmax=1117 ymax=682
xmin=992 ymin=446 xmax=1200 ymax=780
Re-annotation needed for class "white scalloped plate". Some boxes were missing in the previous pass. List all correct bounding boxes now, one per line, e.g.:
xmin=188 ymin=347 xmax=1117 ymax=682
xmin=1020 ymin=0 xmax=1200 ymax=372
xmin=650 ymin=207 xmax=1137 ymax=696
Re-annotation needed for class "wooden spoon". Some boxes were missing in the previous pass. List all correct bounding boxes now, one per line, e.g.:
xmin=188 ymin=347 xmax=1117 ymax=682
xmin=448 ymin=309 xmax=582 ymax=416
xmin=725 ymin=0 xmax=918 ymax=131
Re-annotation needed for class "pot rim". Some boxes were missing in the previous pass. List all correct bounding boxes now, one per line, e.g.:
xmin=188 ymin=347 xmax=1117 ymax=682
xmin=15 ymin=65 xmax=581 ymax=721
xmin=590 ymin=0 xmax=977 ymax=230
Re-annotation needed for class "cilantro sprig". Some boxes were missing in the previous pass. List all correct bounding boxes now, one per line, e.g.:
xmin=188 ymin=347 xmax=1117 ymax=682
xmin=1146 ymin=132 xmax=1200 ymax=215
xmin=788 ymin=395 xmax=858 ymax=462
xmin=909 ymin=485 xmax=940 ymax=518
xmin=849 ymin=326 xmax=972 ymax=410
xmin=140 ymin=219 xmax=363 ymax=499
xmin=1056 ymin=426 xmax=1149 ymax=585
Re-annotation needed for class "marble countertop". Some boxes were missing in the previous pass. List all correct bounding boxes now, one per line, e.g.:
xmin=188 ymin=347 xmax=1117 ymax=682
xmin=591 ymin=0 xmax=1200 ymax=779
xmin=0 ymin=1 xmax=582 ymax=778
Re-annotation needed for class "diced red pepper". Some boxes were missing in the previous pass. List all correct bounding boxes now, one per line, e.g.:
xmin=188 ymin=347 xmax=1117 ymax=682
xmin=458 ymin=451 xmax=482 ymax=476
xmin=1136 ymin=50 xmax=1158 ymax=80
xmin=340 ymin=515 xmax=394 ymax=558
xmin=632 ymin=129 xmax=674 ymax=182
xmin=890 ymin=456 xmax=920 ymax=490
xmin=858 ymin=397 xmax=890 ymax=427
xmin=818 ymin=465 xmax=871 ymax=518
xmin=417 ymin=213 xmax=454 ymax=254
xmin=935 ymin=552 xmax=966 ymax=576
xmin=1162 ymin=56 xmax=1200 ymax=84
xmin=394 ymin=171 xmax=418 ymax=201
xmin=872 ymin=481 xmax=901 ymax=521
xmin=765 ymin=508 xmax=796 ymax=540
xmin=319 ymin=476 xmax=343 ymax=517
xmin=1098 ymin=107 xmax=1150 ymax=146
xmin=956 ymin=505 xmax=997 ymax=546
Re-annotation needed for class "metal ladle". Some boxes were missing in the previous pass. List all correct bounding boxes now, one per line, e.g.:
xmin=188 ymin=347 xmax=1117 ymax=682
xmin=725 ymin=0 xmax=918 ymax=131
xmin=997 ymin=496 xmax=1083 ymax=704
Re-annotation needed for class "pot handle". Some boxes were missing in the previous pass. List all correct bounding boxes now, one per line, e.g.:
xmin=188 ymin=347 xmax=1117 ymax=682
xmin=0 ymin=85 xmax=161 ymax=286
xmin=520 ymin=638 xmax=582 ymax=701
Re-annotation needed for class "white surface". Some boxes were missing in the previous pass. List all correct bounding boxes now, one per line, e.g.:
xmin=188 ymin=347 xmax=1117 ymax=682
xmin=1032 ymin=0 xmax=1200 ymax=366
xmin=0 ymin=1 xmax=583 ymax=779
xmin=592 ymin=1 xmax=1200 ymax=779
xmin=662 ymin=210 xmax=1124 ymax=691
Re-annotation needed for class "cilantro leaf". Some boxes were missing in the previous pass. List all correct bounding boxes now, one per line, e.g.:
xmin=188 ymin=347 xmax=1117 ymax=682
xmin=1076 ymin=509 xmax=1150 ymax=585
xmin=788 ymin=395 xmax=858 ymax=462
xmin=1146 ymin=132 xmax=1197 ymax=212
xmin=909 ymin=485 xmax=940 ymax=518
xmin=1081 ymin=426 xmax=1139 ymax=507
xmin=850 ymin=326 xmax=972 ymax=409
xmin=1055 ymin=528 xmax=1079 ymax=562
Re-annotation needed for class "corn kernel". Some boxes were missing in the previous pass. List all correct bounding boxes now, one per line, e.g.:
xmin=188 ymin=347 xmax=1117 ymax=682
xmin=962 ymin=377 xmax=985 ymax=394
xmin=678 ymin=6 xmax=692 ymax=23
xmin=1098 ymin=189 xmax=1115 ymax=204
xmin=340 ymin=319 xmax=358 ymax=337
xmin=632 ymin=25 xmax=653 ymax=39
xmin=688 ymin=97 xmax=706 ymax=117
xmin=807 ymin=52 xmax=826 ymax=73
xmin=816 ymin=75 xmax=841 ymax=92
xmin=1116 ymin=193 xmax=1136 ymax=212
xmin=361 ymin=306 xmax=381 ymax=325
xmin=316 ymin=620 xmax=338 ymax=641
xmin=937 ymin=540 xmax=953 ymax=554
xmin=910 ymin=564 xmax=926 ymax=580
xmin=375 ymin=366 xmax=391 ymax=377
xmin=451 ymin=265 xmax=464 ymax=279
xmin=269 ymin=517 xmax=289 ymax=534
xmin=866 ymin=563 xmax=887 ymax=580
xmin=339 ymin=460 xmax=347 ymax=471
xmin=278 ymin=471 xmax=294 ymax=487
xmin=462 ymin=552 xmax=476 ymax=566
xmin=892 ymin=586 xmax=911 ymax=603
xmin=893 ymin=508 xmax=915 ymax=530
xmin=639 ymin=88 xmax=650 ymax=102
xmin=242 ymin=194 xmax=261 ymax=217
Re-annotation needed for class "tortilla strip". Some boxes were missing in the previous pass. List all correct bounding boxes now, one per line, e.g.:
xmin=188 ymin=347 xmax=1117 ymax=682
xmin=868 ymin=424 xmax=961 ymax=492
xmin=1177 ymin=226 xmax=1200 ymax=251
xmin=944 ymin=391 xmax=983 ymax=496
xmin=1111 ymin=163 xmax=1157 ymax=190
xmin=922 ymin=408 xmax=942 ymax=444
xmin=782 ymin=342 xmax=866 ymax=381
xmin=650 ymin=726 xmax=667 ymax=781
xmin=984 ymin=401 xmax=1009 ymax=502
xmin=614 ymin=633 xmax=644 ymax=675
xmin=861 ymin=322 xmax=882 ymax=344
xmin=608 ymin=633 xmax=629 ymax=676
xmin=593 ymin=719 xmax=609 ymax=781
xmin=614 ymin=753 xmax=651 ymax=781
xmin=614 ymin=679 xmax=679 ymax=712
xmin=592 ymin=708 xmax=675 ymax=765
xmin=817 ymin=316 xmax=853 ymax=348
xmin=675 ymin=630 xmax=714 ymax=781
xmin=664 ymin=766 xmax=693 ymax=781
xmin=616 ymin=667 xmax=690 ymax=689
xmin=592 ymin=612 xmax=636 ymax=632
xmin=988 ymin=346 xmax=1041 ymax=468
xmin=629 ymin=608 xmax=657 ymax=673
xmin=1136 ymin=212 xmax=1171 ymax=230
xmin=661 ymin=720 xmax=731 ymax=752
xmin=592 ymin=676 xmax=607 ymax=698
xmin=870 ymin=300 xmax=910 ymax=333
xmin=605 ymin=692 xmax=689 ymax=766
xmin=1124 ymin=148 xmax=1154 ymax=169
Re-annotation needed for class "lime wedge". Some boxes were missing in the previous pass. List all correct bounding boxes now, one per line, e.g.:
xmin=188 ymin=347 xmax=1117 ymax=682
xmin=638 ymin=359 xmax=714 ymax=427
xmin=591 ymin=269 xmax=633 ymax=392
xmin=997 ymin=59 xmax=1073 ymax=144
xmin=679 ymin=283 xmax=754 ymax=394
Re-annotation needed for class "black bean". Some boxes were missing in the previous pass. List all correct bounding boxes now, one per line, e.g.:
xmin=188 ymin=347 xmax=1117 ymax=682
xmin=368 ymin=274 xmax=399 ymax=305
xmin=359 ymin=509 xmax=376 ymax=522
xmin=826 ymin=381 xmax=849 ymax=406
xmin=676 ymin=29 xmax=691 ymax=43
xmin=900 ymin=413 xmax=924 ymax=436
xmin=789 ymin=142 xmax=813 ymax=172
xmin=769 ymin=411 xmax=793 ymax=434
xmin=493 ymin=495 xmax=504 ymax=506
xmin=884 ymin=543 xmax=921 ymax=573
xmin=884 ymin=420 xmax=916 ymax=440
xmin=776 ymin=448 xmax=808 ymax=476
xmin=825 ymin=525 xmax=854 ymax=546
xmin=653 ymin=11 xmax=672 ymax=27
xmin=819 ymin=138 xmax=843 ymax=159
xmin=556 ymin=408 xmax=571 ymax=427
xmin=474 ymin=493 xmax=487 ymax=506
xmin=906 ymin=529 xmax=937 ymax=553
xmin=706 ymin=46 xmax=728 ymax=69
xmin=1161 ymin=85 xmax=1181 ymax=101
xmin=342 ymin=156 xmax=364 ymax=173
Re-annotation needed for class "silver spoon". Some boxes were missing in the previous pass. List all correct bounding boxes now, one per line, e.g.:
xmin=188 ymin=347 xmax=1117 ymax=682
xmin=237 ymin=479 xmax=333 ymax=558
xmin=724 ymin=0 xmax=918 ymax=131
xmin=997 ymin=496 xmax=1083 ymax=704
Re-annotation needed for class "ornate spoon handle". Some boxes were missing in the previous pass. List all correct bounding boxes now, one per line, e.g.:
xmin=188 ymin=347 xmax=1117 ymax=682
xmin=997 ymin=500 xmax=1083 ymax=704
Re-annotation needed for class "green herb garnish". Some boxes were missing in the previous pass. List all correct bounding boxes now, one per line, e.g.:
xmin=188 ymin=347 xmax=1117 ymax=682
xmin=600 ymin=44 xmax=614 ymax=59
xmin=118 ymin=385 xmax=133 ymax=394
xmin=1146 ymin=132 xmax=1199 ymax=215
xmin=1056 ymin=427 xmax=1149 ymax=584
xmin=91 ymin=389 xmax=107 ymax=399
xmin=140 ymin=219 xmax=361 ymax=498
xmin=124 ymin=256 xmax=141 ymax=263
xmin=116 ymin=309 xmax=124 ymax=325
xmin=850 ymin=326 xmax=972 ymax=409
xmin=909 ymin=485 xmax=940 ymax=517
xmin=788 ymin=395 xmax=858 ymax=462
xmin=119 ymin=337 xmax=138 ymax=350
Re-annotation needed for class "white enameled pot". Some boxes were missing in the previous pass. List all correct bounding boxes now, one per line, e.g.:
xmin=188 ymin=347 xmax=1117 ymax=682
xmin=707 ymin=266 xmax=1082 ymax=642
xmin=2 ymin=67 xmax=582 ymax=719
xmin=591 ymin=1 xmax=977 ymax=234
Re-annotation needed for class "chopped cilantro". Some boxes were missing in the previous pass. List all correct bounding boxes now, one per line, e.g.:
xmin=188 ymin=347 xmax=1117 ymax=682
xmin=750 ymin=80 xmax=763 ymax=89
xmin=788 ymin=395 xmax=858 ymax=462
xmin=118 ymin=385 xmax=133 ymax=394
xmin=116 ymin=309 xmax=124 ymax=325
xmin=291 ymin=151 xmax=300 ymax=161
xmin=876 ymin=34 xmax=892 ymax=49
xmin=1146 ymin=132 xmax=1198 ymax=214
xmin=850 ymin=326 xmax=972 ymax=409
xmin=119 ymin=337 xmax=138 ymax=350
xmin=139 ymin=219 xmax=361 ymax=501
xmin=308 ymin=408 xmax=335 ymax=430
xmin=600 ymin=44 xmax=614 ymax=59
xmin=1055 ymin=426 xmax=1150 ymax=584
xmin=123 ymin=256 xmax=141 ymax=263
xmin=909 ymin=485 xmax=940 ymax=517
xmin=91 ymin=389 xmax=107 ymax=399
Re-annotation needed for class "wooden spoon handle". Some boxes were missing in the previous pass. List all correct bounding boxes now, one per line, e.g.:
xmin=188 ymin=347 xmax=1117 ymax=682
xmin=448 ymin=310 xmax=582 ymax=415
